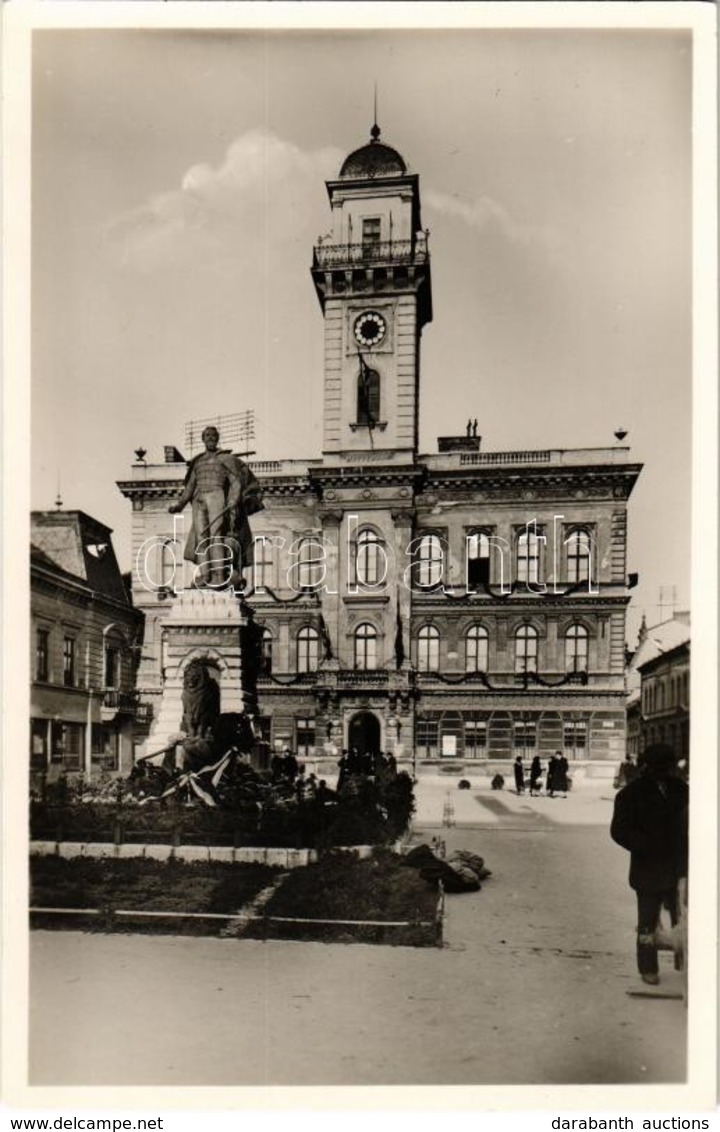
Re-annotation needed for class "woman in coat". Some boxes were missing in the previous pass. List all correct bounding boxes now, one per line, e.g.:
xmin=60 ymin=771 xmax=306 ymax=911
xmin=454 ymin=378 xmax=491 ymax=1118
xmin=529 ymin=755 xmax=543 ymax=796
xmin=513 ymin=755 xmax=525 ymax=795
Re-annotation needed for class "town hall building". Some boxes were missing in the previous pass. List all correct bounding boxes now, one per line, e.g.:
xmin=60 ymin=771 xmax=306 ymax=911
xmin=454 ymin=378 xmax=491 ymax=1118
xmin=118 ymin=125 xmax=642 ymax=773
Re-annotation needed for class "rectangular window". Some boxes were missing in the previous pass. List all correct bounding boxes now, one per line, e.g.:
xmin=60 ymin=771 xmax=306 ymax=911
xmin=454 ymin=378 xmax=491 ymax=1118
xmin=466 ymin=533 xmax=491 ymax=589
xmin=91 ymin=724 xmax=118 ymax=771
xmin=517 ymin=530 xmax=542 ymax=585
xmin=563 ymin=720 xmax=587 ymax=758
xmin=63 ymin=637 xmax=76 ymax=687
xmin=296 ymin=717 xmax=315 ymax=758
xmin=296 ymin=538 xmax=324 ymax=591
xmin=416 ymin=717 xmax=439 ymax=759
xmin=31 ymin=718 xmax=49 ymax=769
xmin=36 ymin=629 xmax=50 ymax=682
xmin=566 ymin=529 xmax=592 ymax=584
xmin=514 ymin=720 xmax=537 ymax=751
xmin=50 ymin=721 xmax=84 ymax=770
xmin=464 ymin=718 xmax=488 ymax=758
xmin=254 ymin=536 xmax=274 ymax=592
xmin=362 ymin=217 xmax=382 ymax=251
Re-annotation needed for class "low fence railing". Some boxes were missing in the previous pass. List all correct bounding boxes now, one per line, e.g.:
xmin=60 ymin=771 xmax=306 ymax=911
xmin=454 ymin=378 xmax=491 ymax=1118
xmin=30 ymin=891 xmax=445 ymax=947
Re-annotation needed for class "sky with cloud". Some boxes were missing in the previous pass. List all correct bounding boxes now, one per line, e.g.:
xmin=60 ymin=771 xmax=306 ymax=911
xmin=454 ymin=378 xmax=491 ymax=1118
xmin=31 ymin=28 xmax=692 ymax=636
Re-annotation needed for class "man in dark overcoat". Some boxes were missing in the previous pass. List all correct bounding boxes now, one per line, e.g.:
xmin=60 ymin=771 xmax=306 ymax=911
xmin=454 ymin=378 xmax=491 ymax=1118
xmin=610 ymin=743 xmax=689 ymax=985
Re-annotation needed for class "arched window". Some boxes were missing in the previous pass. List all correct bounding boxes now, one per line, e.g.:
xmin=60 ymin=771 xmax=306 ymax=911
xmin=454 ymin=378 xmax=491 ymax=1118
xmin=354 ymin=623 xmax=377 ymax=671
xmin=296 ymin=537 xmax=324 ymax=590
xmin=658 ymin=682 xmax=665 ymax=711
xmin=467 ymin=532 xmax=491 ymax=589
xmin=356 ymin=529 xmax=385 ymax=587
xmin=104 ymin=641 xmax=122 ymax=689
xmin=517 ymin=531 xmax=541 ymax=585
xmin=260 ymin=627 xmax=273 ymax=676
xmin=297 ymin=626 xmax=319 ymax=673
xmin=564 ymin=624 xmax=589 ymax=673
xmin=418 ymin=625 xmax=440 ymax=672
xmin=415 ymin=533 xmax=444 ymax=588
xmin=515 ymin=625 xmax=538 ymax=673
xmin=465 ymin=625 xmax=489 ymax=673
xmin=566 ymin=530 xmax=592 ymax=584
xmin=357 ymin=368 xmax=380 ymax=426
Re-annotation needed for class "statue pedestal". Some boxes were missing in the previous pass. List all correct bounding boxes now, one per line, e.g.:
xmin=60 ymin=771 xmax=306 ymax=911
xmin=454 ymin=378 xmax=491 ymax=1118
xmin=140 ymin=588 xmax=250 ymax=759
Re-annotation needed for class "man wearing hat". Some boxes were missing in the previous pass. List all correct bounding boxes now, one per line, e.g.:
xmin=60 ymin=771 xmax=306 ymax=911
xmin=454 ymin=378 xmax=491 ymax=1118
xmin=610 ymin=743 xmax=688 ymax=985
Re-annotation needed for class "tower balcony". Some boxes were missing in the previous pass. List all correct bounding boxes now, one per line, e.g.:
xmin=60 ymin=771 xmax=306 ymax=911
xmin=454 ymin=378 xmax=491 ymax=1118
xmin=312 ymin=234 xmax=429 ymax=270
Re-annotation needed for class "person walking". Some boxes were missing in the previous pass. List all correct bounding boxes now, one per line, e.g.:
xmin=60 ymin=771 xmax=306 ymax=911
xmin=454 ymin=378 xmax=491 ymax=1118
xmin=610 ymin=744 xmax=689 ymax=985
xmin=513 ymin=755 xmax=525 ymax=795
xmin=529 ymin=755 xmax=543 ymax=796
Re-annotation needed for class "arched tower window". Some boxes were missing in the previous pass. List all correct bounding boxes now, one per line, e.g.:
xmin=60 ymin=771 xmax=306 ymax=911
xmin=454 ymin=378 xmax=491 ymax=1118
xmin=465 ymin=625 xmax=489 ymax=673
xmin=418 ymin=625 xmax=440 ymax=672
xmin=565 ymin=624 xmax=589 ymax=673
xmin=354 ymin=623 xmax=377 ymax=671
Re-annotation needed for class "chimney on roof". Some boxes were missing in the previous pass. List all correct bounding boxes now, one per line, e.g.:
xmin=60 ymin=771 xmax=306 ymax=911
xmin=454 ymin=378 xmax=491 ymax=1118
xmin=438 ymin=425 xmax=481 ymax=454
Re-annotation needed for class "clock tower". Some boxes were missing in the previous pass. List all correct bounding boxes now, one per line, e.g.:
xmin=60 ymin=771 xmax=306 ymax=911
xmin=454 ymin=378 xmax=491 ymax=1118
xmin=311 ymin=125 xmax=432 ymax=457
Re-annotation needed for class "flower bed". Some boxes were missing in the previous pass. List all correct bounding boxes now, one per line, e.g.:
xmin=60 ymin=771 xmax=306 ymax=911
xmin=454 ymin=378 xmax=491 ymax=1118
xmin=30 ymin=848 xmax=441 ymax=947
xmin=30 ymin=856 xmax=277 ymax=936
xmin=244 ymin=848 xmax=440 ymax=947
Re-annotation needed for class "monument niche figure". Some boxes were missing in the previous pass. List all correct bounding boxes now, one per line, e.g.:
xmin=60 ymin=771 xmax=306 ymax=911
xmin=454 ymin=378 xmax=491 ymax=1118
xmin=168 ymin=425 xmax=264 ymax=588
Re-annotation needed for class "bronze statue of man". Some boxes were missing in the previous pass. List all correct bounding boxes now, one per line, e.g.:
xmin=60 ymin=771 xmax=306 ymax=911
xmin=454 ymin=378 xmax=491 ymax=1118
xmin=169 ymin=426 xmax=263 ymax=587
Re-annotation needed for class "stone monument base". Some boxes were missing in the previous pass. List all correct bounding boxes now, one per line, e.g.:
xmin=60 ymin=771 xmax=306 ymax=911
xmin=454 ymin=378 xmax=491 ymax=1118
xmin=139 ymin=587 xmax=251 ymax=760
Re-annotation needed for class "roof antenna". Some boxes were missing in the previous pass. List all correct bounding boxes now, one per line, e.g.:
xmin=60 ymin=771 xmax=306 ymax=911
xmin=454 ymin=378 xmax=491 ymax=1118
xmin=55 ymin=471 xmax=63 ymax=511
xmin=371 ymin=83 xmax=380 ymax=141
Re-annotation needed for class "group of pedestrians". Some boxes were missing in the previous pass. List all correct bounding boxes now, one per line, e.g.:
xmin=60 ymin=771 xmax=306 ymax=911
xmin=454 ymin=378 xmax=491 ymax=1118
xmin=513 ymin=751 xmax=570 ymax=797
xmin=270 ymin=747 xmax=301 ymax=784
xmin=336 ymin=746 xmax=398 ymax=790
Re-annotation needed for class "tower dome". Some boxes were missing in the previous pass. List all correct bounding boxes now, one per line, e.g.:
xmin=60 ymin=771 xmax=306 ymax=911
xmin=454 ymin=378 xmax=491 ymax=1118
xmin=339 ymin=124 xmax=407 ymax=180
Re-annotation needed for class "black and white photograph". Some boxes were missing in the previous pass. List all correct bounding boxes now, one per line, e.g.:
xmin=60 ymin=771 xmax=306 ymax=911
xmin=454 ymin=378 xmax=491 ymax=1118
xmin=3 ymin=0 xmax=717 ymax=1112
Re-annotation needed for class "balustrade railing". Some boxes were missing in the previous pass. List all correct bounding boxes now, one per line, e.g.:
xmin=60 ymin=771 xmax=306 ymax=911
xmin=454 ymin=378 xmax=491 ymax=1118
xmin=459 ymin=450 xmax=552 ymax=466
xmin=313 ymin=236 xmax=429 ymax=269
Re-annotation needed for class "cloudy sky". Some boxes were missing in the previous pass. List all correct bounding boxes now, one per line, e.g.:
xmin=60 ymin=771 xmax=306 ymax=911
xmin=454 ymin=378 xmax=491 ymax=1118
xmin=32 ymin=27 xmax=692 ymax=638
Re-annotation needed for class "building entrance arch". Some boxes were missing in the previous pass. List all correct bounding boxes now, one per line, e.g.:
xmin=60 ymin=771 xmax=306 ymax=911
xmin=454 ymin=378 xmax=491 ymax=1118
xmin=348 ymin=711 xmax=381 ymax=756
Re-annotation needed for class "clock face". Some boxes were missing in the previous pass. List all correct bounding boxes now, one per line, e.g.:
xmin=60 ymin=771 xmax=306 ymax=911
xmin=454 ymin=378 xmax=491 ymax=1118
xmin=354 ymin=310 xmax=387 ymax=348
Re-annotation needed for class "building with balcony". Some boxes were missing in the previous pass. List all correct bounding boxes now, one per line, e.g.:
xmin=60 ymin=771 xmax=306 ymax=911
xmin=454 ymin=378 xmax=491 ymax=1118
xmin=119 ymin=125 xmax=641 ymax=773
xmin=30 ymin=510 xmax=144 ymax=780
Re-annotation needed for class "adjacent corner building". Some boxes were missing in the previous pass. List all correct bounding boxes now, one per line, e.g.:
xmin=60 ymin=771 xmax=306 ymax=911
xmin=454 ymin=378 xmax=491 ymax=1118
xmin=30 ymin=510 xmax=144 ymax=779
